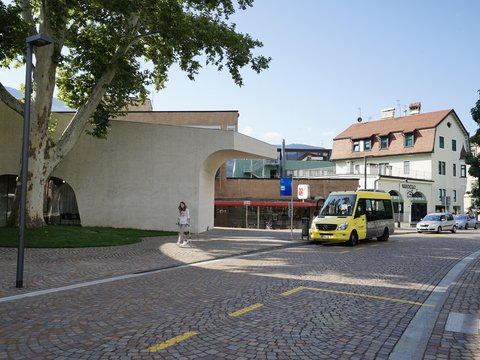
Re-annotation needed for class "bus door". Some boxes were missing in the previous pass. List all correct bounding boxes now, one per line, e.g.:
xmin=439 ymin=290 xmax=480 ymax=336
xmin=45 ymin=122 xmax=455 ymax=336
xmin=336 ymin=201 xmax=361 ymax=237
xmin=364 ymin=199 xmax=379 ymax=239
xmin=354 ymin=199 xmax=367 ymax=240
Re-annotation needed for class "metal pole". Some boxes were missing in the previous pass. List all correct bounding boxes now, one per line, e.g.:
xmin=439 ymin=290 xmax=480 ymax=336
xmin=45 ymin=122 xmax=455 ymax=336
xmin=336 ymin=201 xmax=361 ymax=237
xmin=364 ymin=156 xmax=368 ymax=189
xmin=16 ymin=42 xmax=33 ymax=288
xmin=290 ymin=187 xmax=293 ymax=240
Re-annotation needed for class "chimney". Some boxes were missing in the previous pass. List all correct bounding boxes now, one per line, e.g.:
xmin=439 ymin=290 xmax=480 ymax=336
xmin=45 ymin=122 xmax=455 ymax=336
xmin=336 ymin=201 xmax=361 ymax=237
xmin=381 ymin=107 xmax=395 ymax=119
xmin=409 ymin=102 xmax=421 ymax=115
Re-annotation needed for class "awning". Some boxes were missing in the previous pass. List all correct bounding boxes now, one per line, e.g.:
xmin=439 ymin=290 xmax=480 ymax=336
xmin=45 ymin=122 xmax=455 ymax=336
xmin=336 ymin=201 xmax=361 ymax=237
xmin=215 ymin=200 xmax=317 ymax=208
xmin=390 ymin=195 xmax=404 ymax=203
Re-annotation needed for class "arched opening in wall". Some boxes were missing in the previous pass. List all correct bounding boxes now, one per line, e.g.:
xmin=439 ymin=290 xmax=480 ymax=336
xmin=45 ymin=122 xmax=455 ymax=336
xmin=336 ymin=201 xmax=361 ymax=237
xmin=389 ymin=190 xmax=404 ymax=223
xmin=0 ymin=175 xmax=17 ymax=227
xmin=410 ymin=191 xmax=427 ymax=223
xmin=0 ymin=175 xmax=81 ymax=227
xmin=44 ymin=177 xmax=81 ymax=226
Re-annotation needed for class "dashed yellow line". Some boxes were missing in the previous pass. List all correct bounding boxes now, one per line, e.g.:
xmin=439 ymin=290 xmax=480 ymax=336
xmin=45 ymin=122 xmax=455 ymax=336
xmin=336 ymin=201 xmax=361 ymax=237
xmin=282 ymin=286 xmax=433 ymax=307
xmin=228 ymin=303 xmax=264 ymax=317
xmin=280 ymin=286 xmax=306 ymax=296
xmin=148 ymin=331 xmax=197 ymax=352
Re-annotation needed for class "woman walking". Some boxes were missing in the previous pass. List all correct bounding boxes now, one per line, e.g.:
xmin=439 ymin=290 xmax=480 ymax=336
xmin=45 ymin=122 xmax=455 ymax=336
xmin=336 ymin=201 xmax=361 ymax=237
xmin=177 ymin=201 xmax=191 ymax=246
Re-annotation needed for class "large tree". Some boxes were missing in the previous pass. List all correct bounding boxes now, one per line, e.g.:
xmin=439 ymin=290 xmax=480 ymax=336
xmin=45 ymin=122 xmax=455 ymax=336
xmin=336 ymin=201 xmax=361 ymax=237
xmin=0 ymin=0 xmax=270 ymax=227
xmin=466 ymin=90 xmax=480 ymax=213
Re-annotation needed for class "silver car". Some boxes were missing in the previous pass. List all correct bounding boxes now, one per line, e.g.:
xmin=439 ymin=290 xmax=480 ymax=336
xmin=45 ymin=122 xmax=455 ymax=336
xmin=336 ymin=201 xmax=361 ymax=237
xmin=455 ymin=214 xmax=478 ymax=230
xmin=416 ymin=213 xmax=457 ymax=233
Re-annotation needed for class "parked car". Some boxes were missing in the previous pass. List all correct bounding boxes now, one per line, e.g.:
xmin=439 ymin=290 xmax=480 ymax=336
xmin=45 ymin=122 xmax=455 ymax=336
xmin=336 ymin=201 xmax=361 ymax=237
xmin=455 ymin=214 xmax=478 ymax=230
xmin=416 ymin=213 xmax=457 ymax=233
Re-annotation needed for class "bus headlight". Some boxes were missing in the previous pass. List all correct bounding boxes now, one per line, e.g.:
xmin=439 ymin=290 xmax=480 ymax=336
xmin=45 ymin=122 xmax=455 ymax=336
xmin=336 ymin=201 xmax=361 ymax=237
xmin=338 ymin=223 xmax=348 ymax=230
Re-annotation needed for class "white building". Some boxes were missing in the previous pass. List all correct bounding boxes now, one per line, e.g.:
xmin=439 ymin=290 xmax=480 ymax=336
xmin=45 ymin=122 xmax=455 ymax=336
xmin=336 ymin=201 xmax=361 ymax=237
xmin=330 ymin=104 xmax=470 ymax=224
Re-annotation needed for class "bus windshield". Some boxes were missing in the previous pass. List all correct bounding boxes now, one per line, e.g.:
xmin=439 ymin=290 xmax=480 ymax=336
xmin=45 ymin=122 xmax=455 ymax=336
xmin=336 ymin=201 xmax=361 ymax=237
xmin=319 ymin=194 xmax=357 ymax=216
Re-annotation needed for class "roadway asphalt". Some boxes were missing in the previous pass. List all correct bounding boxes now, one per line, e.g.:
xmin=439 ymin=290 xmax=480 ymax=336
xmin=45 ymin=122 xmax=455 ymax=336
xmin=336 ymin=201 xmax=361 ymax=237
xmin=0 ymin=226 xmax=479 ymax=359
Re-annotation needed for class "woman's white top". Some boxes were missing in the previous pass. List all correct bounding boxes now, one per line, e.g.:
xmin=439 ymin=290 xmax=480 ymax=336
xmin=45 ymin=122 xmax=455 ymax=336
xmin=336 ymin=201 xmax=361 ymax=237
xmin=178 ymin=208 xmax=190 ymax=225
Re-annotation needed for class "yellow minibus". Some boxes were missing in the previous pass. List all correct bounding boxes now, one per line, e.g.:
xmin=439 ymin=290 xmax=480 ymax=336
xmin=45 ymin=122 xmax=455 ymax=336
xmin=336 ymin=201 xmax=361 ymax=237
xmin=309 ymin=190 xmax=395 ymax=246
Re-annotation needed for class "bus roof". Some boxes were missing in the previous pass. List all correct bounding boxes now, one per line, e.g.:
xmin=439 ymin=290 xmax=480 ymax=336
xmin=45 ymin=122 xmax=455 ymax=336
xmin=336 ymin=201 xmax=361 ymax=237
xmin=328 ymin=190 xmax=392 ymax=199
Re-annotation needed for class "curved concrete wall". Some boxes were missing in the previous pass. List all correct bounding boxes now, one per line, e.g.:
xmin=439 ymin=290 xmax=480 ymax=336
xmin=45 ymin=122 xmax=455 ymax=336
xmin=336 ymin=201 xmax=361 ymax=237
xmin=8 ymin=117 xmax=275 ymax=232
xmin=1 ymin=101 xmax=276 ymax=232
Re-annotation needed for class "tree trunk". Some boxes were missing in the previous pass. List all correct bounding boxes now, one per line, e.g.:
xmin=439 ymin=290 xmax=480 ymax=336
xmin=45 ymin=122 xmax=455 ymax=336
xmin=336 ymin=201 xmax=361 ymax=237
xmin=26 ymin=146 xmax=54 ymax=227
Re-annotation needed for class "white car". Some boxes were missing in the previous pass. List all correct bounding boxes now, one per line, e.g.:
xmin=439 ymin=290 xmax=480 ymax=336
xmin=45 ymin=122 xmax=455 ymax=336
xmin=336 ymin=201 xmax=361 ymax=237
xmin=416 ymin=213 xmax=457 ymax=233
xmin=455 ymin=214 xmax=478 ymax=230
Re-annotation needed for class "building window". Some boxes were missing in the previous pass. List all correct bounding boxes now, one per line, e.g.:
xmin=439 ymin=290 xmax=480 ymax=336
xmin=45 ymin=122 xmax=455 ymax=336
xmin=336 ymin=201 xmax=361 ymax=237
xmin=452 ymin=139 xmax=457 ymax=151
xmin=404 ymin=161 xmax=410 ymax=175
xmin=461 ymin=165 xmax=466 ymax=178
xmin=379 ymin=162 xmax=389 ymax=175
xmin=353 ymin=141 xmax=360 ymax=152
xmin=438 ymin=161 xmax=446 ymax=175
xmin=380 ymin=136 xmax=389 ymax=149
xmin=453 ymin=163 xmax=456 ymax=177
xmin=439 ymin=188 xmax=446 ymax=202
xmin=364 ymin=139 xmax=371 ymax=151
xmin=404 ymin=133 xmax=414 ymax=147
xmin=439 ymin=136 xmax=444 ymax=149
xmin=453 ymin=190 xmax=457 ymax=202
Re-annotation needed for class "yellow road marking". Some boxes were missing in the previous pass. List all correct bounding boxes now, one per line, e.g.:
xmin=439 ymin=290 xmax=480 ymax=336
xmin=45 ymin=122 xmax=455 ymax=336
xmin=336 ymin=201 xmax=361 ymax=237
xmin=228 ymin=303 xmax=263 ymax=317
xmin=280 ymin=286 xmax=306 ymax=296
xmin=148 ymin=331 xmax=197 ymax=352
xmin=303 ymin=287 xmax=434 ymax=307
xmin=281 ymin=286 xmax=433 ymax=307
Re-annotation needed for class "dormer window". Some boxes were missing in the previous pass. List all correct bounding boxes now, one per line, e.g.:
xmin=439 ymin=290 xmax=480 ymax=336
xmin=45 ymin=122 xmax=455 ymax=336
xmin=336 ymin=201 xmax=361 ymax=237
xmin=352 ymin=140 xmax=360 ymax=152
xmin=404 ymin=133 xmax=414 ymax=147
xmin=364 ymin=139 xmax=372 ymax=151
xmin=380 ymin=136 xmax=389 ymax=149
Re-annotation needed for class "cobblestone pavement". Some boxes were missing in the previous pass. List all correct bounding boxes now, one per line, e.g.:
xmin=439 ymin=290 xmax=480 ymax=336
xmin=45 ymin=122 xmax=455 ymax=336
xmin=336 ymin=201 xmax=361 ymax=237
xmin=0 ymin=227 xmax=479 ymax=359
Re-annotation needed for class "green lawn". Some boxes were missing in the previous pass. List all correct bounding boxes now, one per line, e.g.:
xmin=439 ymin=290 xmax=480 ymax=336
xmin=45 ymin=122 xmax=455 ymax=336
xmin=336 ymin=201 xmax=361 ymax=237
xmin=0 ymin=226 xmax=177 ymax=248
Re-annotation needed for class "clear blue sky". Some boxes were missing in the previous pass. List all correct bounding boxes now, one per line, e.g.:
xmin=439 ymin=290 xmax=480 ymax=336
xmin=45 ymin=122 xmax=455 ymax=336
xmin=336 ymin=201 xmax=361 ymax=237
xmin=1 ymin=0 xmax=479 ymax=148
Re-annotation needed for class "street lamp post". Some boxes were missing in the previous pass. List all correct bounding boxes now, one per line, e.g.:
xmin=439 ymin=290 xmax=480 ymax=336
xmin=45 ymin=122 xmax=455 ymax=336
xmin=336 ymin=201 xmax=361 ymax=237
xmin=16 ymin=34 xmax=53 ymax=288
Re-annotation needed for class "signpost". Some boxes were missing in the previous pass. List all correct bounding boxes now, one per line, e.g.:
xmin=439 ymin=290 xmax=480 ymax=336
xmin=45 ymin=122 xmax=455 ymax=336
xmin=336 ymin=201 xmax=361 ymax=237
xmin=297 ymin=184 xmax=310 ymax=201
xmin=280 ymin=177 xmax=293 ymax=239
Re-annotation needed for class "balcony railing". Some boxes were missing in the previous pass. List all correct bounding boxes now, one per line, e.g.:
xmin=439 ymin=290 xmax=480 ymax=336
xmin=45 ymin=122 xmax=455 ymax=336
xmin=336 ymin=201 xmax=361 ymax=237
xmin=291 ymin=165 xmax=432 ymax=179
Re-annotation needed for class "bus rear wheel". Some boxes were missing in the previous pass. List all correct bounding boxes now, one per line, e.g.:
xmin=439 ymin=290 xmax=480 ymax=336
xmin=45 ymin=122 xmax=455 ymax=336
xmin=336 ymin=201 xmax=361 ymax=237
xmin=377 ymin=228 xmax=389 ymax=241
xmin=347 ymin=231 xmax=358 ymax=247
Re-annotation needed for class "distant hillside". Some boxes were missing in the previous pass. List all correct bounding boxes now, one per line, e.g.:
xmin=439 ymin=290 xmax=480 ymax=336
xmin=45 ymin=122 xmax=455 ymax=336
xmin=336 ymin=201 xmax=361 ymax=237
xmin=6 ymin=86 xmax=73 ymax=111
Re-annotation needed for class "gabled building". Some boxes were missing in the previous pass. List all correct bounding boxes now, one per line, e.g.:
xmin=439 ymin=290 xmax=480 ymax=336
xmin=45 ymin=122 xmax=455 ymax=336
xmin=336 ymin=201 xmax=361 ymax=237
xmin=330 ymin=104 xmax=470 ymax=224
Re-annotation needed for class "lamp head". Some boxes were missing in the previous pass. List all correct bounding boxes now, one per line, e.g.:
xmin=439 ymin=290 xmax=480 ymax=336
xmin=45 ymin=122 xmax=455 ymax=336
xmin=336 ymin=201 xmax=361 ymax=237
xmin=26 ymin=34 xmax=53 ymax=47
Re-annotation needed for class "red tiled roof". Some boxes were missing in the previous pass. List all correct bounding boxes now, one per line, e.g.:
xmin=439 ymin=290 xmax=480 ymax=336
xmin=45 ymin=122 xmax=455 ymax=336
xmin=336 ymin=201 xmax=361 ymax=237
xmin=334 ymin=109 xmax=453 ymax=140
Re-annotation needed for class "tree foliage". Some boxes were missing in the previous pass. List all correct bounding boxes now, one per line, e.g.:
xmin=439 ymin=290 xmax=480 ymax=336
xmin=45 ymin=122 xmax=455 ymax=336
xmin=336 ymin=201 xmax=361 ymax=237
xmin=466 ymin=90 xmax=480 ymax=208
xmin=0 ymin=0 xmax=270 ymax=226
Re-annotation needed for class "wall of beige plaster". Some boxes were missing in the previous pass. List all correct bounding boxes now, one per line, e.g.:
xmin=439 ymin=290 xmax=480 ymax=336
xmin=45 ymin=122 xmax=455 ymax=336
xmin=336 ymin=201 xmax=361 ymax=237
xmin=51 ymin=121 xmax=275 ymax=232
xmin=1 ymin=101 xmax=276 ymax=232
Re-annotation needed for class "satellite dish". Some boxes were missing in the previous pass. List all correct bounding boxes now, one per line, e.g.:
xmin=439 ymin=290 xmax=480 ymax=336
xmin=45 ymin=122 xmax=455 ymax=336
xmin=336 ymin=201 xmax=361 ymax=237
xmin=357 ymin=117 xmax=363 ymax=123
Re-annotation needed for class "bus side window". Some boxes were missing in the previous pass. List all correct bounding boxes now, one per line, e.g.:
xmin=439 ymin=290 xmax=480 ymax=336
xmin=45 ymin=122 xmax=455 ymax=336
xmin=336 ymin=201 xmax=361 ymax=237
xmin=364 ymin=199 xmax=374 ymax=221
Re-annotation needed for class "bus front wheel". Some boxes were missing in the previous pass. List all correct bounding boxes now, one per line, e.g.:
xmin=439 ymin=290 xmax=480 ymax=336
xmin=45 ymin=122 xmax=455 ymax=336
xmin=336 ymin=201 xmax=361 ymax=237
xmin=347 ymin=231 xmax=358 ymax=247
